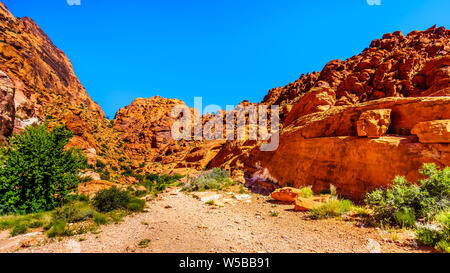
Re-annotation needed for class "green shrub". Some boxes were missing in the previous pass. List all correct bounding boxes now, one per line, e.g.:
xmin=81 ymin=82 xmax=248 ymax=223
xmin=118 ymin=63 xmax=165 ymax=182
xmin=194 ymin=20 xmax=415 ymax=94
xmin=47 ymin=220 xmax=72 ymax=238
xmin=366 ymin=164 xmax=450 ymax=227
xmin=10 ymin=224 xmax=28 ymax=237
xmin=77 ymin=195 xmax=90 ymax=202
xmin=0 ymin=212 xmax=52 ymax=232
xmin=142 ymin=173 xmax=183 ymax=194
xmin=93 ymin=212 xmax=108 ymax=225
xmin=310 ymin=198 xmax=353 ymax=219
xmin=269 ymin=211 xmax=279 ymax=217
xmin=100 ymin=170 xmax=111 ymax=181
xmin=127 ymin=198 xmax=145 ymax=212
xmin=138 ymin=239 xmax=151 ymax=248
xmin=416 ymin=211 xmax=449 ymax=253
xmin=183 ymin=168 xmax=234 ymax=192
xmin=96 ymin=160 xmax=106 ymax=170
xmin=298 ymin=187 xmax=314 ymax=198
xmin=92 ymin=187 xmax=130 ymax=212
xmin=53 ymin=202 xmax=94 ymax=223
xmin=393 ymin=207 xmax=416 ymax=228
xmin=0 ymin=124 xmax=87 ymax=214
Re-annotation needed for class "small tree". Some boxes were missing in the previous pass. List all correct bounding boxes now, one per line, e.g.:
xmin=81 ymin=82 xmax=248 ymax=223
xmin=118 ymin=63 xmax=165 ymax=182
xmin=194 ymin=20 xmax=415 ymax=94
xmin=0 ymin=124 xmax=87 ymax=214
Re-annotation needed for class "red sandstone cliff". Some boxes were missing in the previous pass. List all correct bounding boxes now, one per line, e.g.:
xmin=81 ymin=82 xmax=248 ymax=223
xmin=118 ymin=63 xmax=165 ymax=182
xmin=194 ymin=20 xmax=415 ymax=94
xmin=0 ymin=1 xmax=448 ymax=199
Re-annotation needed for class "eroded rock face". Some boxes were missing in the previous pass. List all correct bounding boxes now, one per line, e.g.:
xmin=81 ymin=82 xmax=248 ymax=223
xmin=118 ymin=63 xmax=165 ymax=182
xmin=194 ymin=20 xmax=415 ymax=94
xmin=0 ymin=70 xmax=14 ymax=143
xmin=113 ymin=96 xmax=195 ymax=163
xmin=262 ymin=26 xmax=450 ymax=120
xmin=1 ymin=0 xmax=449 ymax=200
xmin=0 ymin=3 xmax=127 ymax=176
xmin=356 ymin=109 xmax=392 ymax=137
xmin=253 ymin=136 xmax=449 ymax=200
xmin=412 ymin=120 xmax=450 ymax=143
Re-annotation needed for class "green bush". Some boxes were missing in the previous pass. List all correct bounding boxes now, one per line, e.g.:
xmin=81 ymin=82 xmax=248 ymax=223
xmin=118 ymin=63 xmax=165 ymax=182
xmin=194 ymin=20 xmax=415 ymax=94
xmin=298 ymin=187 xmax=314 ymax=198
xmin=393 ymin=207 xmax=416 ymax=228
xmin=93 ymin=212 xmax=108 ymax=225
xmin=142 ymin=173 xmax=183 ymax=194
xmin=10 ymin=224 xmax=28 ymax=237
xmin=92 ymin=187 xmax=130 ymax=212
xmin=183 ymin=168 xmax=234 ymax=192
xmin=53 ymin=202 xmax=94 ymax=223
xmin=0 ymin=124 xmax=87 ymax=214
xmin=416 ymin=211 xmax=449 ymax=253
xmin=310 ymin=198 xmax=353 ymax=219
xmin=127 ymin=198 xmax=145 ymax=212
xmin=365 ymin=164 xmax=450 ymax=227
xmin=47 ymin=220 xmax=72 ymax=238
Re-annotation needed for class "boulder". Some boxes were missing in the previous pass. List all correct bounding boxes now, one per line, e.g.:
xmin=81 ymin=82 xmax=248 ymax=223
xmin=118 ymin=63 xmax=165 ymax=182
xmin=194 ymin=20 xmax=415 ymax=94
xmin=411 ymin=120 xmax=450 ymax=143
xmin=294 ymin=197 xmax=322 ymax=211
xmin=357 ymin=109 xmax=392 ymax=137
xmin=271 ymin=187 xmax=304 ymax=202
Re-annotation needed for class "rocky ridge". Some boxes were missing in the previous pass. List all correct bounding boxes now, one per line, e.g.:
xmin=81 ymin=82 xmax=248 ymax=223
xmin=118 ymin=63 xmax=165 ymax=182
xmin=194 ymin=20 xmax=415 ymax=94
xmin=0 ymin=1 xmax=449 ymax=199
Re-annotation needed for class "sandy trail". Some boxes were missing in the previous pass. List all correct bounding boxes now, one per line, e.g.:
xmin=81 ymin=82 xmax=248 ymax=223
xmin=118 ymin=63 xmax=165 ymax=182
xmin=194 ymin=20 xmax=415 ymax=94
xmin=1 ymin=190 xmax=435 ymax=253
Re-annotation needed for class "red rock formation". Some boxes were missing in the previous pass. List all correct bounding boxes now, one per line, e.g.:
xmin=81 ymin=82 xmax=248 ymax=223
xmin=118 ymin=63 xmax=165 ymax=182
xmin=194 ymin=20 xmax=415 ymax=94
xmin=0 ymin=1 xmax=449 ymax=199
xmin=0 ymin=3 xmax=127 ymax=172
xmin=0 ymin=70 xmax=14 ymax=143
xmin=412 ymin=120 xmax=450 ymax=143
xmin=113 ymin=97 xmax=190 ymax=161
xmin=211 ymin=27 xmax=450 ymax=199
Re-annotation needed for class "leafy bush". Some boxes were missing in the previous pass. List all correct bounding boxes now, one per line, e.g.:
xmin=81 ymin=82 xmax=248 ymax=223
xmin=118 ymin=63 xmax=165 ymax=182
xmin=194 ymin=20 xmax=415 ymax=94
xmin=298 ymin=187 xmax=314 ymax=198
xmin=0 ymin=125 xmax=87 ymax=214
xmin=10 ymin=224 xmax=27 ymax=237
xmin=416 ymin=211 xmax=449 ymax=253
xmin=393 ymin=207 xmax=416 ymax=228
xmin=47 ymin=220 xmax=72 ymax=238
xmin=142 ymin=173 xmax=183 ymax=194
xmin=127 ymin=197 xmax=145 ymax=212
xmin=53 ymin=202 xmax=94 ymax=223
xmin=93 ymin=212 xmax=108 ymax=225
xmin=365 ymin=164 xmax=450 ymax=227
xmin=183 ymin=168 xmax=235 ymax=192
xmin=310 ymin=198 xmax=353 ymax=219
xmin=92 ymin=187 xmax=130 ymax=212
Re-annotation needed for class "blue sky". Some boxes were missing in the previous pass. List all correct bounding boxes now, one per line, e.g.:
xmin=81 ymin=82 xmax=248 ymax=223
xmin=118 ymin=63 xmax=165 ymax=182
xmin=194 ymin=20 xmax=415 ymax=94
xmin=3 ymin=0 xmax=450 ymax=117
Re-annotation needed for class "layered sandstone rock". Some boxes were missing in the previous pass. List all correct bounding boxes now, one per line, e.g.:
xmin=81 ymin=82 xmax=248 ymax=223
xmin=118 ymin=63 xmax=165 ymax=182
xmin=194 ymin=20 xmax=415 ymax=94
xmin=0 ymin=3 xmax=127 ymax=178
xmin=1 ymin=0 xmax=449 ymax=199
xmin=294 ymin=196 xmax=331 ymax=212
xmin=270 ymin=187 xmax=304 ymax=203
xmin=113 ymin=97 xmax=191 ymax=162
xmin=412 ymin=120 xmax=450 ymax=143
xmin=356 ymin=109 xmax=392 ymax=137
xmin=262 ymin=26 xmax=450 ymax=121
xmin=252 ymin=136 xmax=449 ymax=200
xmin=0 ymin=70 xmax=14 ymax=143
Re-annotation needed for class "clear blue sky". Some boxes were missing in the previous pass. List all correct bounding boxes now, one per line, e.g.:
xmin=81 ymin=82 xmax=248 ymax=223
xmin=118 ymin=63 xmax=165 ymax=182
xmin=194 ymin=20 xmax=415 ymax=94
xmin=3 ymin=0 xmax=450 ymax=118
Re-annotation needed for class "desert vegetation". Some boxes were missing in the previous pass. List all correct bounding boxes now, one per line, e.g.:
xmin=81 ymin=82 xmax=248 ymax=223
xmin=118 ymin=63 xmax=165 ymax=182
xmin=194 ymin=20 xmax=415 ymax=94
xmin=0 ymin=124 xmax=87 ymax=214
xmin=364 ymin=163 xmax=449 ymax=252
xmin=183 ymin=168 xmax=236 ymax=192
xmin=0 ymin=125 xmax=184 ymax=239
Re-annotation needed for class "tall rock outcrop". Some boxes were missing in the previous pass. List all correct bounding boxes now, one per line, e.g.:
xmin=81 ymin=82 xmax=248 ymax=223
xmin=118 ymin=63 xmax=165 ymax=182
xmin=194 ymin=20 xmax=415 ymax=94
xmin=0 ymin=70 xmax=14 ymax=143
xmin=210 ymin=26 xmax=450 ymax=199
xmin=0 ymin=1 xmax=448 ymax=198
xmin=0 ymin=2 xmax=126 ymax=171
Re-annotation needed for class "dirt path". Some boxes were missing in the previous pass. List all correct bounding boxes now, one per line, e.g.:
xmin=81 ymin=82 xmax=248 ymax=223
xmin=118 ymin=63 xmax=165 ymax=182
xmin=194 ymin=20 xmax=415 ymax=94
xmin=1 ymin=190 xmax=435 ymax=253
